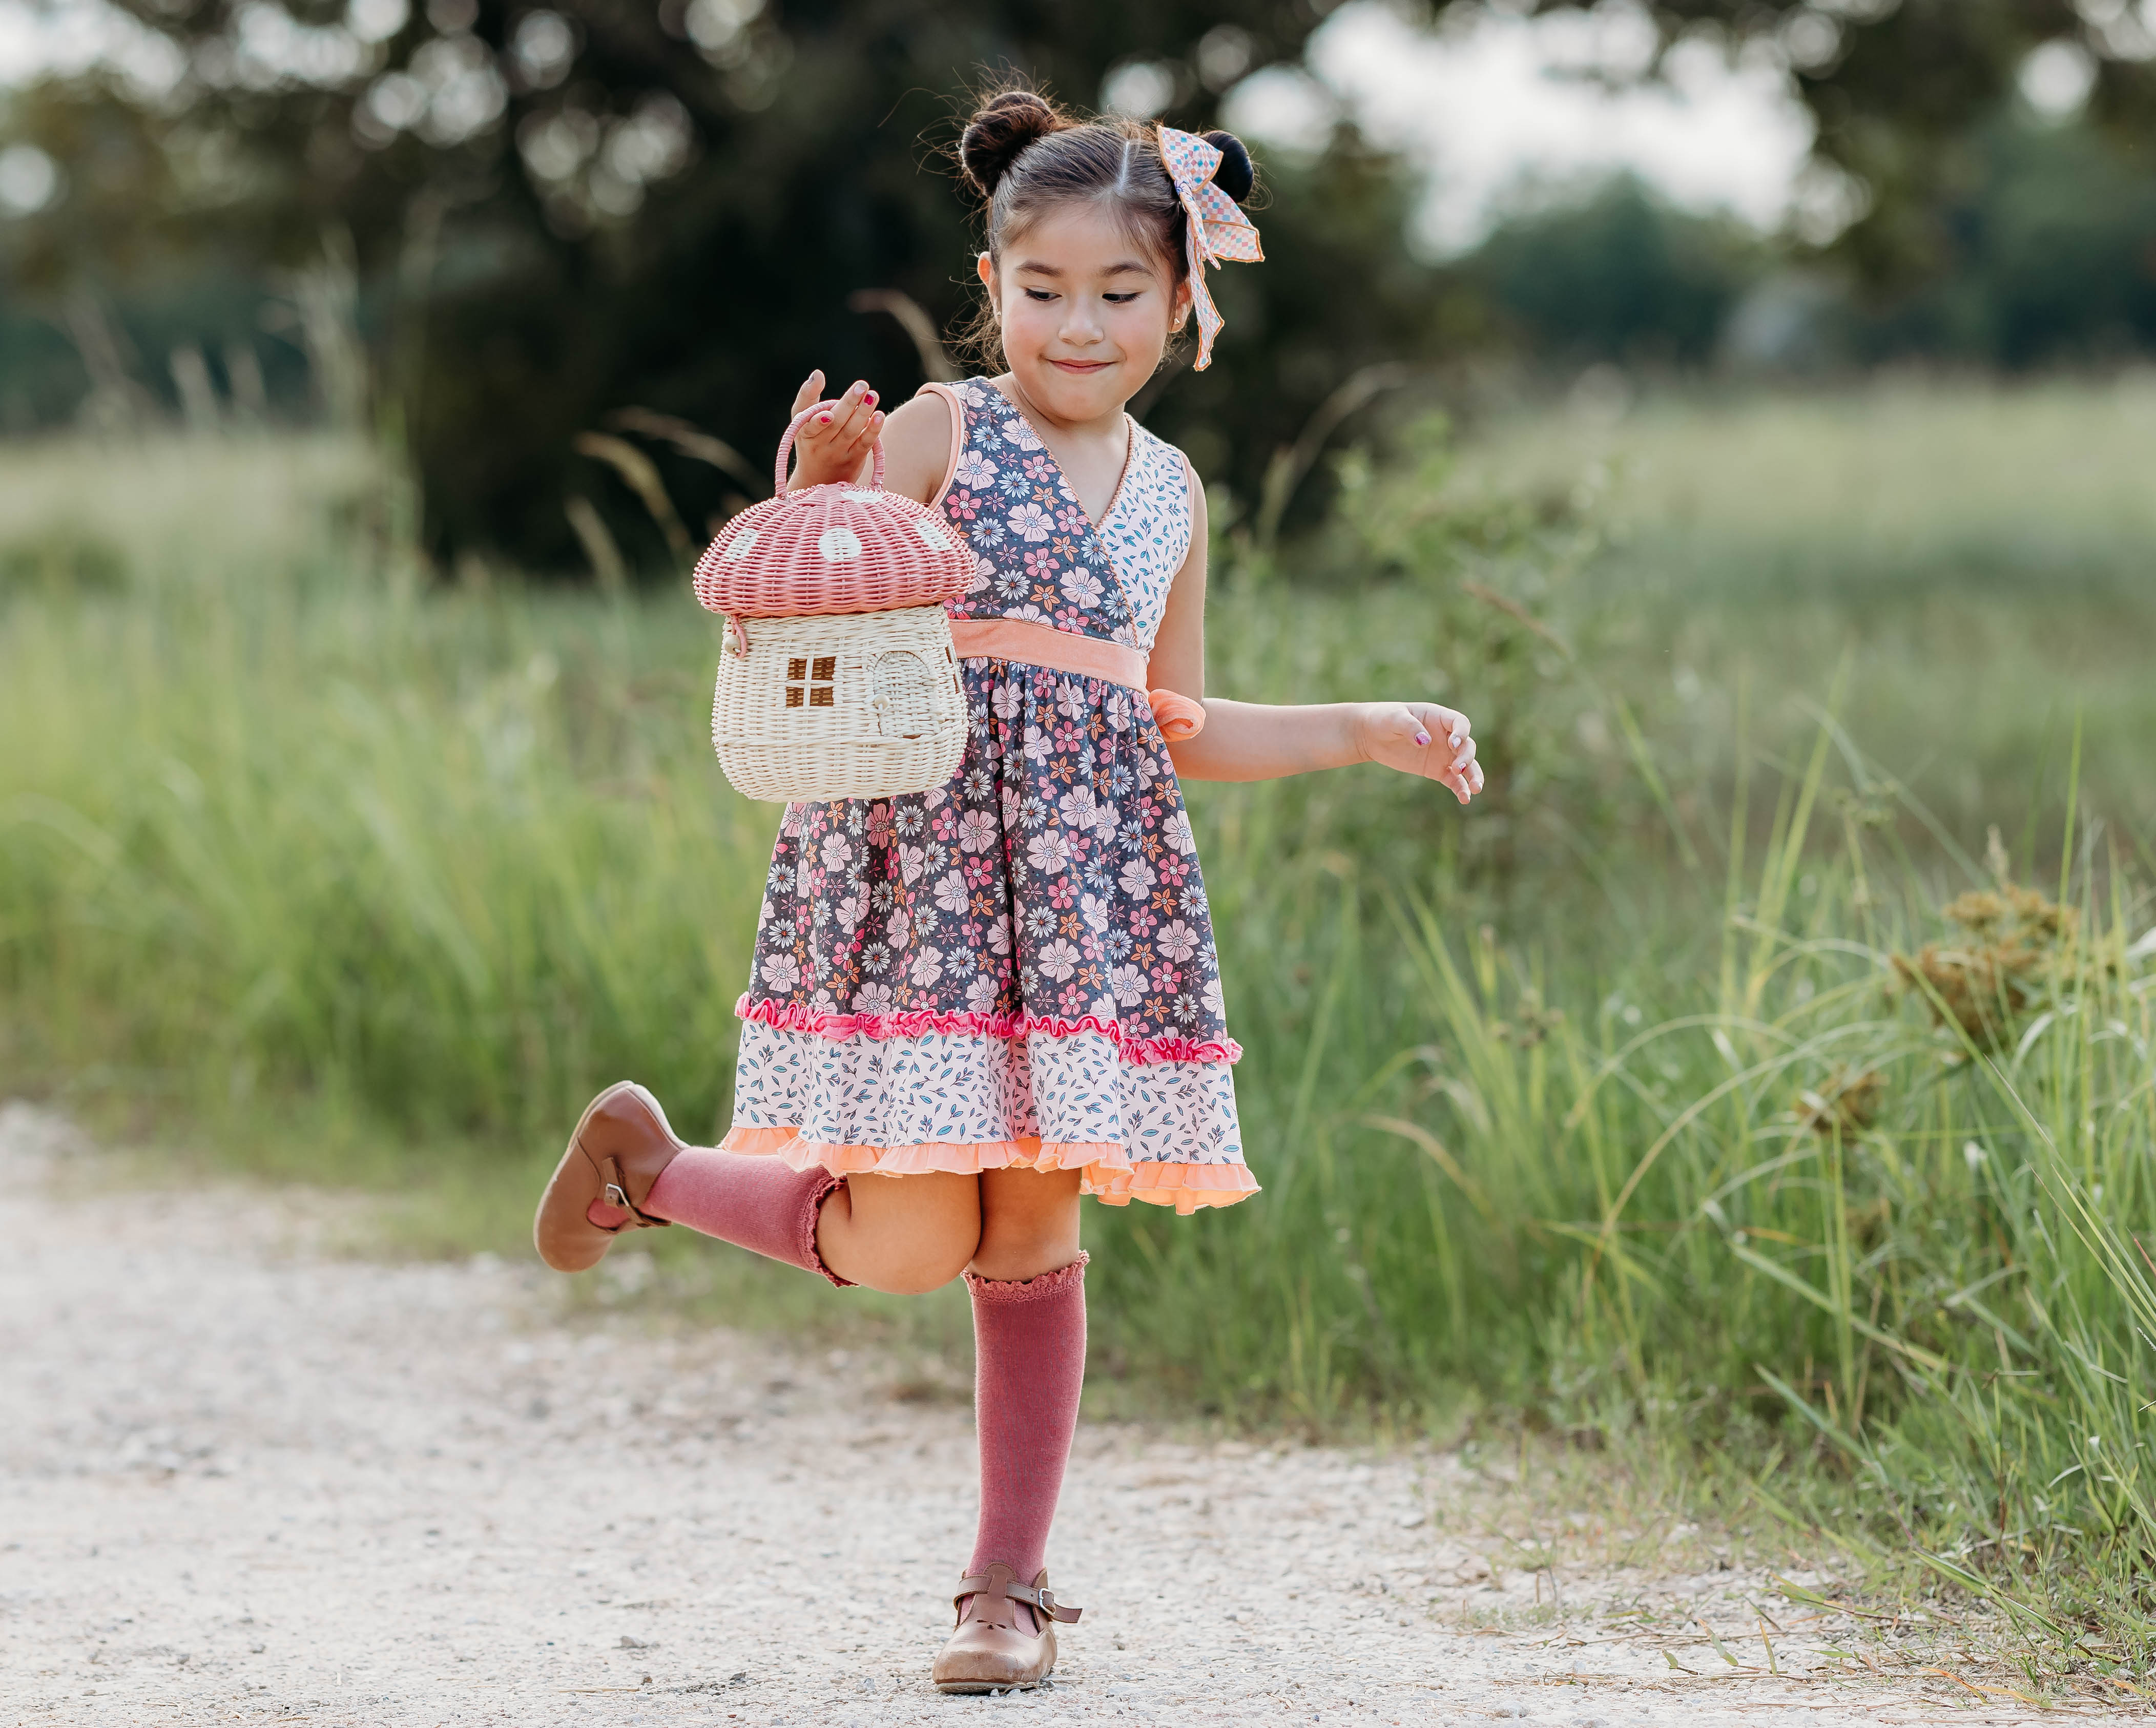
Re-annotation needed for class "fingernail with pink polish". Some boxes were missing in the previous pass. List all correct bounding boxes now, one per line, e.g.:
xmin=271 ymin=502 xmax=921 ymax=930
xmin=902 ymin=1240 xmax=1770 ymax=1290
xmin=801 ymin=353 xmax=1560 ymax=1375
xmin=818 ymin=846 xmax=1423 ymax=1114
xmin=864 ymin=391 xmax=877 ymax=404
xmin=1415 ymin=732 xmax=1431 ymax=746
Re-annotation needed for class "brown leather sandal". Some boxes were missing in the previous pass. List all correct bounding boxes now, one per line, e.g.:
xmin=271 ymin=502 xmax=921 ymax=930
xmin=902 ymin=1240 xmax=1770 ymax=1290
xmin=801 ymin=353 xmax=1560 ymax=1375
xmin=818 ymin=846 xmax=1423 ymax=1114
xmin=930 ymin=1564 xmax=1081 ymax=1694
xmin=532 ymin=1082 xmax=682 ymax=1273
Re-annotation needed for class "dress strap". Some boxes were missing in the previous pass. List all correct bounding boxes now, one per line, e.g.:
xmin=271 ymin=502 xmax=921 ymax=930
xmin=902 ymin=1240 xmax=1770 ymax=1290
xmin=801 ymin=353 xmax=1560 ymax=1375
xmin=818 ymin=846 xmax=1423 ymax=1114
xmin=947 ymin=617 xmax=1148 ymax=690
xmin=916 ymin=380 xmax=966 ymax=507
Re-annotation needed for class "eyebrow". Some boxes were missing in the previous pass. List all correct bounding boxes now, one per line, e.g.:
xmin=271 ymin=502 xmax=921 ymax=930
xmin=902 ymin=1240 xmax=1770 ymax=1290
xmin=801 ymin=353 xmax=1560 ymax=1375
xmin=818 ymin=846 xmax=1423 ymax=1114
xmin=1012 ymin=260 xmax=1154 ymax=279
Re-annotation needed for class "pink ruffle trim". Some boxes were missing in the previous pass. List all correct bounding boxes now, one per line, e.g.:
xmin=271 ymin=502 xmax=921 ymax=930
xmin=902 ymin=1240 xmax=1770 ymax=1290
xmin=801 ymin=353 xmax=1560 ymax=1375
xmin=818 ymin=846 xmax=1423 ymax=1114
xmin=721 ymin=1126 xmax=1260 ymax=1216
xmin=735 ymin=996 xmax=1241 ymax=1065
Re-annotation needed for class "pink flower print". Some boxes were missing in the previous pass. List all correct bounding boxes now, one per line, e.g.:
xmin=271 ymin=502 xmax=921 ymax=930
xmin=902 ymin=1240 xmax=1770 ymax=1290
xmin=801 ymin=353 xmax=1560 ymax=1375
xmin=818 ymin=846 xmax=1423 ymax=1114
xmin=1201 ymin=975 xmax=1227 ymax=1017
xmin=1079 ymin=892 xmax=1112 ymax=933
xmin=1047 ymin=876 xmax=1076 ymax=910
xmin=1021 ymin=453 xmax=1053 ymax=484
xmin=1162 ymin=810 xmax=1196 ymax=853
xmin=759 ymin=952 xmax=801 ymax=992
xmin=1151 ymin=963 xmax=1181 ymax=993
xmin=1022 ymin=724 xmax=1054 ymax=764
xmin=1004 ymin=416 xmax=1045 ymax=451
xmin=1130 ymin=905 xmax=1158 ymax=937
xmin=1038 ymin=938 xmax=1082 ymax=983
xmin=1158 ymin=855 xmax=1190 ymax=886
xmin=931 ymin=807 xmax=957 ymax=842
xmin=1055 ymin=504 xmax=1087 ymax=535
xmin=1055 ymin=680 xmax=1088 ymax=723
xmin=780 ymin=805 xmax=806 ymax=836
xmin=897 ymin=844 xmax=928 ymax=885
xmin=820 ymin=832 xmax=853 ymax=872
xmin=1156 ymin=919 xmax=1200 ymax=963
xmin=1105 ymin=690 xmax=1132 ymax=732
xmin=1056 ymin=982 xmax=1087 ymax=1015
xmin=1060 ymin=787 xmax=1117 ymax=837
xmin=836 ymin=892 xmax=865 ymax=930
xmin=1064 ymin=568 xmax=1105 ymax=609
xmin=944 ymin=489 xmax=979 ymax=522
xmin=908 ymin=948 xmax=943 ymax=988
xmin=962 ymin=851 xmax=996 ymax=888
xmin=1026 ymin=829 xmax=1071 ymax=874
xmin=1008 ymin=502 xmax=1054 ymax=543
xmin=1120 ymin=857 xmax=1156 ymax=897
xmin=965 ymin=975 xmax=1000 ymax=1013
xmin=865 ymin=803 xmax=896 ymax=846
xmin=1108 ymin=963 xmax=1145 ymax=1006
xmin=855 ymin=981 xmax=893 ymax=1014
xmin=1006 ymin=602 xmax=1049 ymax=624
xmin=886 ymin=908 xmax=911 ymax=949
xmin=956 ymin=809 xmax=998 ymax=854
xmin=967 ymin=553 xmax=994 ymax=594
xmin=953 ymin=449 xmax=998 ymax=489
xmin=1001 ymin=783 xmax=1023 ymax=829
xmin=990 ymin=679 xmax=1023 ymax=721
xmin=987 ymin=914 xmax=1012 ymax=956
xmin=1053 ymin=722 xmax=1085 ymax=756
xmin=1022 ymin=547 xmax=1060 ymax=581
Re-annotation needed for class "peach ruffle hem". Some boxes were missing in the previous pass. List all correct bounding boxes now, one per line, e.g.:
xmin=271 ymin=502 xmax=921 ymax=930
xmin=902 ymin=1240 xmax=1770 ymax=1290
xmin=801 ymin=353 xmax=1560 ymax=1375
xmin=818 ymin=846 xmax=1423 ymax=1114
xmin=720 ymin=1125 xmax=1259 ymax=1215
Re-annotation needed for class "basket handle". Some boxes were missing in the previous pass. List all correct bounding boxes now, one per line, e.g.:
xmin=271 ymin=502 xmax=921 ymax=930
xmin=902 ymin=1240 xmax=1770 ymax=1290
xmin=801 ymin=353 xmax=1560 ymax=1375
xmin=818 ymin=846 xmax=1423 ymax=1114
xmin=773 ymin=401 xmax=887 ymax=496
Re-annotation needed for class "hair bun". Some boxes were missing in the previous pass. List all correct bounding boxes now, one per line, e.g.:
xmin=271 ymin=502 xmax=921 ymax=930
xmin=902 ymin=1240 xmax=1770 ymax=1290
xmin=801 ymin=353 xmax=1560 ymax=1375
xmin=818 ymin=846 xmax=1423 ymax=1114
xmin=961 ymin=90 xmax=1065 ymax=203
xmin=1201 ymin=129 xmax=1255 ymax=203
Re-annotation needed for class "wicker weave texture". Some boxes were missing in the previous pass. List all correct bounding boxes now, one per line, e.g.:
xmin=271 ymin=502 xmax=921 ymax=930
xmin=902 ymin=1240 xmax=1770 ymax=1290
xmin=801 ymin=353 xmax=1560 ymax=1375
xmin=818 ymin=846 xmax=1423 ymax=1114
xmin=711 ymin=607 xmax=968 ymax=803
xmin=691 ymin=404 xmax=975 ymax=619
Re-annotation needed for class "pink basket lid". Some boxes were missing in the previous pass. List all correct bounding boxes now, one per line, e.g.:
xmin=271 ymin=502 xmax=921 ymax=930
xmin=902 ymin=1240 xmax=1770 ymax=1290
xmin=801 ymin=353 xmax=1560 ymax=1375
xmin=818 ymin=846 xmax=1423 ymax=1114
xmin=692 ymin=402 xmax=975 ymax=619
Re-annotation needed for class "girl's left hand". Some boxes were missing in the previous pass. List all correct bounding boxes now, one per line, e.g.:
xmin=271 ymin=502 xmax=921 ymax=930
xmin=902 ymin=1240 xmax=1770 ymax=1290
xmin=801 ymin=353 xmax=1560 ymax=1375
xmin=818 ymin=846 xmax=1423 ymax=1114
xmin=1356 ymin=703 xmax=1483 ymax=805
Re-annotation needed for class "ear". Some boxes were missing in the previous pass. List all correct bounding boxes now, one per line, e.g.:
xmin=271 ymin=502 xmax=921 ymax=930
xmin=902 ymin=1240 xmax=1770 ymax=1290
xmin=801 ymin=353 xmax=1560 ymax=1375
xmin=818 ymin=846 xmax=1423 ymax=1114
xmin=1170 ymin=276 xmax=1193 ymax=332
xmin=976 ymin=251 xmax=995 ymax=291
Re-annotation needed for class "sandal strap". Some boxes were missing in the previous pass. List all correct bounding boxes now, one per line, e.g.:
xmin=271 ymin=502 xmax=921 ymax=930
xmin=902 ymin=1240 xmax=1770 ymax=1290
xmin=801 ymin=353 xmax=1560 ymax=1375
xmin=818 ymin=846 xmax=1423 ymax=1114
xmin=953 ymin=1568 xmax=1082 ymax=1625
xmin=596 ymin=1154 xmax=671 ymax=1234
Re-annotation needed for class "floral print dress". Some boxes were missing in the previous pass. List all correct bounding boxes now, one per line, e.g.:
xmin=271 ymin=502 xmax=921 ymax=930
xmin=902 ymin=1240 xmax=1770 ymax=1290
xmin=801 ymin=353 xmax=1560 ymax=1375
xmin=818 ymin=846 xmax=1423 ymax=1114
xmin=721 ymin=378 xmax=1254 ymax=1213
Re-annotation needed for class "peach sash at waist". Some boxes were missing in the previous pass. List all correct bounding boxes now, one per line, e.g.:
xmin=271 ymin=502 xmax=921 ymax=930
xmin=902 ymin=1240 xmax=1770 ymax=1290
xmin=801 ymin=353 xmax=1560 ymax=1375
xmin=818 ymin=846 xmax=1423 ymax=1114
xmin=947 ymin=616 xmax=1149 ymax=691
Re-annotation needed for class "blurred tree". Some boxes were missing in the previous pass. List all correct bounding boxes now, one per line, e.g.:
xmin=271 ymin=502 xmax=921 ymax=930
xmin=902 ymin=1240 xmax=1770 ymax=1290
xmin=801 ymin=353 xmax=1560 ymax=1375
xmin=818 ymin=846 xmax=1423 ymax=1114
xmin=4 ymin=0 xmax=2156 ymax=567
xmin=1463 ymin=176 xmax=1766 ymax=368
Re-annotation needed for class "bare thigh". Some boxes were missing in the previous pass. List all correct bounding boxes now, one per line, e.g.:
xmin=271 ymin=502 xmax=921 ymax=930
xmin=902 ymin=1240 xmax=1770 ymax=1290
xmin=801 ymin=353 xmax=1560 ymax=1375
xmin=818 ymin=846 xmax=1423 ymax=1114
xmin=815 ymin=1170 xmax=980 ymax=1294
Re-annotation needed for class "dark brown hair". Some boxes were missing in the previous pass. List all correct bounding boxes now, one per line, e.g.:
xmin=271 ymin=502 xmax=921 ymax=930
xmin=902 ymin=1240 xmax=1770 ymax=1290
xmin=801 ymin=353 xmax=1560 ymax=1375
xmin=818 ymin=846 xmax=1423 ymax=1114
xmin=955 ymin=85 xmax=1257 ymax=367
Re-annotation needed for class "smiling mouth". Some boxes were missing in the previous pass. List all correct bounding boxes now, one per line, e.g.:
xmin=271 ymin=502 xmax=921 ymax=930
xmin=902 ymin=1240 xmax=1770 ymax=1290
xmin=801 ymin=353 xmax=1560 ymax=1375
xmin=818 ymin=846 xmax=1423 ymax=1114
xmin=1049 ymin=359 xmax=1114 ymax=372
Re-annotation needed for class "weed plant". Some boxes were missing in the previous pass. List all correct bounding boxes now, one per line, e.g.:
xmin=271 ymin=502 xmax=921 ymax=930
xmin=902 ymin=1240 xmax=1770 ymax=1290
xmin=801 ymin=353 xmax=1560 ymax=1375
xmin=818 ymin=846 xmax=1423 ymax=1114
xmin=3 ymin=407 xmax=2153 ymax=1672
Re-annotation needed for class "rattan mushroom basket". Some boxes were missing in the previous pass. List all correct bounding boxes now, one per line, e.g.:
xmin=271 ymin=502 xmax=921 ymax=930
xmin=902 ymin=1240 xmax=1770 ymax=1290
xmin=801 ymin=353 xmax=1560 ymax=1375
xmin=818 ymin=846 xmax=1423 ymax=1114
xmin=692 ymin=403 xmax=976 ymax=803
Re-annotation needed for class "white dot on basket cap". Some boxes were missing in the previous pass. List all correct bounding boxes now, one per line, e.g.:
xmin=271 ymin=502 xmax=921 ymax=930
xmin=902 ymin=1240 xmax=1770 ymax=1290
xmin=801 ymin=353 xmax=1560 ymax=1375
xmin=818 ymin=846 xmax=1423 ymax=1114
xmin=914 ymin=519 xmax=951 ymax=552
xmin=841 ymin=489 xmax=880 ymax=502
xmin=818 ymin=526 xmax=863 ymax=562
xmin=720 ymin=528 xmax=759 ymax=561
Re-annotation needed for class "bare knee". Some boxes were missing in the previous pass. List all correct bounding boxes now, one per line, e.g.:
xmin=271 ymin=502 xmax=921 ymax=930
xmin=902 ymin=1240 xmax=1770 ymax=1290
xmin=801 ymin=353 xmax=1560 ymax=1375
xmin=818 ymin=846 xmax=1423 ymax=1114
xmin=817 ymin=1172 xmax=980 ymax=1294
xmin=972 ymin=1168 xmax=1083 ymax=1283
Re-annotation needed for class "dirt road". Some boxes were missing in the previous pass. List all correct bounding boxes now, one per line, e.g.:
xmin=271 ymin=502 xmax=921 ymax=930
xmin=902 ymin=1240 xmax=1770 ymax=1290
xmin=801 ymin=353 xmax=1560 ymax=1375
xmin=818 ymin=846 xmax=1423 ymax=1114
xmin=1 ymin=1104 xmax=2007 ymax=1725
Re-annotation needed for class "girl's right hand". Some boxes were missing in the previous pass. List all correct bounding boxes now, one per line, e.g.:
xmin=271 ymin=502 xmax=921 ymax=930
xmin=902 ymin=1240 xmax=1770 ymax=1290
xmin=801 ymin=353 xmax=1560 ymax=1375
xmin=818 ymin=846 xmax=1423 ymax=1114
xmin=785 ymin=370 xmax=886 ymax=490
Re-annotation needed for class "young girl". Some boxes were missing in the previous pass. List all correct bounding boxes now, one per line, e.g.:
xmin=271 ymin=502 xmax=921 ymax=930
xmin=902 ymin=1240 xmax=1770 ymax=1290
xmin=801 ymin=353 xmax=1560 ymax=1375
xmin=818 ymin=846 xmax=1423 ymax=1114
xmin=533 ymin=86 xmax=1483 ymax=1694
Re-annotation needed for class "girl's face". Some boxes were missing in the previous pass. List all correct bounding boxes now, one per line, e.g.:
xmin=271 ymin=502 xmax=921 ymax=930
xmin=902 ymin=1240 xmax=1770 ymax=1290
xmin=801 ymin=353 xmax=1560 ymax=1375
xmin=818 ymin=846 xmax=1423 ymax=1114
xmin=979 ymin=201 xmax=1190 ymax=424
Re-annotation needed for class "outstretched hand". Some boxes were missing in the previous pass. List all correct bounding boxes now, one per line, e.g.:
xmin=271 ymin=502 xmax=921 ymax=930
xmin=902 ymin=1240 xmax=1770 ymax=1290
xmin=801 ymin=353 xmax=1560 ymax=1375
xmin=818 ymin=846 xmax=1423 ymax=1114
xmin=786 ymin=370 xmax=886 ymax=490
xmin=1356 ymin=703 xmax=1483 ymax=804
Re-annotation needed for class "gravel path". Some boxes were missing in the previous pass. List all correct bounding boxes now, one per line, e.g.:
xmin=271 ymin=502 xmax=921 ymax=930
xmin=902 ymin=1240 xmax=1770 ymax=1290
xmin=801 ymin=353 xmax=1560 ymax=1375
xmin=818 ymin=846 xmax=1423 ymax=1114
xmin=1 ymin=1103 xmax=2041 ymax=1726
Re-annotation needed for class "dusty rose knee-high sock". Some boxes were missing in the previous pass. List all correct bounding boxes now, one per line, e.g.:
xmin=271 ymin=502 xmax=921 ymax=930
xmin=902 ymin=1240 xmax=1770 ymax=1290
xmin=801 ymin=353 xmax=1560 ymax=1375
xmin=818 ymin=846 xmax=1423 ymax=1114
xmin=966 ymin=1252 xmax=1088 ymax=1595
xmin=633 ymin=1150 xmax=851 ymax=1287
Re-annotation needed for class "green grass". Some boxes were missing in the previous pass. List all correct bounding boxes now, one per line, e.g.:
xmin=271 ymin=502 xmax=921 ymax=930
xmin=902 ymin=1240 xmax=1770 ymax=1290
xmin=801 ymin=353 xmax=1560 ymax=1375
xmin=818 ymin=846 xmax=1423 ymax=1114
xmin=3 ymin=388 xmax=2154 ymax=1678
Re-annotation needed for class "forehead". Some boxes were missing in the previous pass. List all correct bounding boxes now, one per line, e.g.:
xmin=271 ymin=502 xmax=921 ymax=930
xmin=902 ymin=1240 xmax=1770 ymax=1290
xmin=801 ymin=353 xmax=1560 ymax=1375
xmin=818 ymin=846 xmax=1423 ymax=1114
xmin=1004 ymin=201 xmax=1174 ymax=278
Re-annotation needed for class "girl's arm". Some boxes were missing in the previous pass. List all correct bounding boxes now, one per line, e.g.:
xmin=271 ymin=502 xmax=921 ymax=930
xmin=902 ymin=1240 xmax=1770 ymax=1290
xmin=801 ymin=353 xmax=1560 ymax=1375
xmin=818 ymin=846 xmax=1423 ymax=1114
xmin=1147 ymin=473 xmax=1484 ymax=804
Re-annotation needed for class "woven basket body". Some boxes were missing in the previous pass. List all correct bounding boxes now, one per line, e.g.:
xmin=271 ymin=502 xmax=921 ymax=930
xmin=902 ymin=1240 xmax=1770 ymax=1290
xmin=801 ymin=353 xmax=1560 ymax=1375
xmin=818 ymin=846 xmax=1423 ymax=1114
xmin=712 ymin=607 xmax=967 ymax=803
xmin=694 ymin=405 xmax=976 ymax=803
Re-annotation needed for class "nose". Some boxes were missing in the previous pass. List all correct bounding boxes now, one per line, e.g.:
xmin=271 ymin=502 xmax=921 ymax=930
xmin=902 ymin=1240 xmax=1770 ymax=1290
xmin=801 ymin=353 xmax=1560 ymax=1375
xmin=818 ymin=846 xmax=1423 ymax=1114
xmin=1058 ymin=299 xmax=1104 ymax=347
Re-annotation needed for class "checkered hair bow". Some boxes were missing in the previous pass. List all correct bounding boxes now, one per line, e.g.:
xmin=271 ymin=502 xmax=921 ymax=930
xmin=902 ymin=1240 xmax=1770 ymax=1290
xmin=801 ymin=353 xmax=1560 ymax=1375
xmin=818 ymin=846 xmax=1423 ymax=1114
xmin=1156 ymin=125 xmax=1263 ymax=372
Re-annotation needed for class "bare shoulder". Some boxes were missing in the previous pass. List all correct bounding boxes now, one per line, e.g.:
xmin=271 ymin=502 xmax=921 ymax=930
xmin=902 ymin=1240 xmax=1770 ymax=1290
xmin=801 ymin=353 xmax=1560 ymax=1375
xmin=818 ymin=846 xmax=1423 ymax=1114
xmin=876 ymin=389 xmax=955 ymax=506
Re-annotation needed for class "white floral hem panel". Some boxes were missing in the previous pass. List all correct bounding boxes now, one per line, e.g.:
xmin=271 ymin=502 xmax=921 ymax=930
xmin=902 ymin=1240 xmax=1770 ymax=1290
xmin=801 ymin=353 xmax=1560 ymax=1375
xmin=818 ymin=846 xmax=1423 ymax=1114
xmin=724 ymin=1020 xmax=1256 ymax=1212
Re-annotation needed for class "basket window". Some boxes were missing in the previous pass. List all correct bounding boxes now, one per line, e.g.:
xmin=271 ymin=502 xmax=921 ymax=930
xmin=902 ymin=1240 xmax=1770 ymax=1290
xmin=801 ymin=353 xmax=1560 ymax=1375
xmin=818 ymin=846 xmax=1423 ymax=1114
xmin=785 ymin=654 xmax=839 ymax=712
